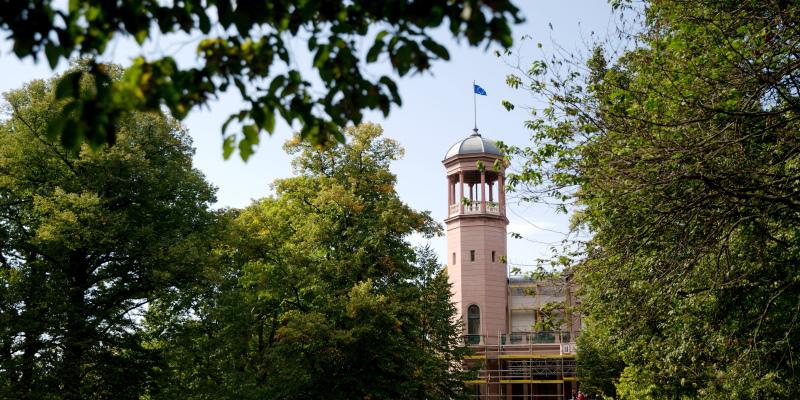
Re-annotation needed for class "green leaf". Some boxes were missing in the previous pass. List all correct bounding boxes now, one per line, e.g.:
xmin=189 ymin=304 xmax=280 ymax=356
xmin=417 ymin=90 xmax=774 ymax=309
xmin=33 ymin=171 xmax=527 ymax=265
xmin=242 ymin=124 xmax=259 ymax=146
xmin=379 ymin=76 xmax=400 ymax=106
xmin=198 ymin=13 xmax=211 ymax=33
xmin=221 ymin=115 xmax=236 ymax=134
xmin=222 ymin=135 xmax=236 ymax=159
xmin=268 ymin=75 xmax=286 ymax=95
xmin=55 ymin=71 xmax=82 ymax=100
xmin=422 ymin=39 xmax=450 ymax=60
xmin=60 ymin=119 xmax=80 ymax=150
xmin=366 ymin=40 xmax=384 ymax=63
xmin=374 ymin=30 xmax=389 ymax=43
xmin=44 ymin=43 xmax=59 ymax=68
xmin=262 ymin=109 xmax=275 ymax=133
xmin=134 ymin=29 xmax=148 ymax=45
xmin=48 ymin=101 xmax=80 ymax=140
xmin=313 ymin=45 xmax=330 ymax=68
xmin=239 ymin=124 xmax=259 ymax=161
xmin=47 ymin=114 xmax=66 ymax=140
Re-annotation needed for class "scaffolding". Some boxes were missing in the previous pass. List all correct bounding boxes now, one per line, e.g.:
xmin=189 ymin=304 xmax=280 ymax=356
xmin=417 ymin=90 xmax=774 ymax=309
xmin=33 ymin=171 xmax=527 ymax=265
xmin=462 ymin=332 xmax=578 ymax=400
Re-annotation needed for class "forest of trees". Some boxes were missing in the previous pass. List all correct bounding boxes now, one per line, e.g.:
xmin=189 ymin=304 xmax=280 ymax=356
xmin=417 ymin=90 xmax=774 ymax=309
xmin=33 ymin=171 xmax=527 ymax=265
xmin=0 ymin=73 xmax=469 ymax=399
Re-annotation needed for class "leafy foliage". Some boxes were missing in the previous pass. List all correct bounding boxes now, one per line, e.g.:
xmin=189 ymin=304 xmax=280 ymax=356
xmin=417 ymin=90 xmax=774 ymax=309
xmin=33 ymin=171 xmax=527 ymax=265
xmin=1 ymin=1 xmax=522 ymax=159
xmin=574 ymin=323 xmax=624 ymax=399
xmin=505 ymin=1 xmax=800 ymax=398
xmin=0 ymin=75 xmax=217 ymax=399
xmin=146 ymin=124 xmax=470 ymax=399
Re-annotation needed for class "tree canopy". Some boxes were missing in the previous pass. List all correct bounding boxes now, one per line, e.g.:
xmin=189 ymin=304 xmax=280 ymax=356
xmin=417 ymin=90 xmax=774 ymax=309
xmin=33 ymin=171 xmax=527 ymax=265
xmin=0 ymin=71 xmax=469 ymax=399
xmin=1 ymin=1 xmax=522 ymax=159
xmin=145 ymin=123 xmax=470 ymax=399
xmin=504 ymin=0 xmax=800 ymax=398
xmin=0 ymin=73 xmax=218 ymax=399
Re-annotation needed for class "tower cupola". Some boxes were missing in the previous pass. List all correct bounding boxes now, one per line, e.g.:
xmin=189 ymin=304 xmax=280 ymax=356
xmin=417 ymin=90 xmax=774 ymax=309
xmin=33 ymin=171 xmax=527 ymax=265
xmin=444 ymin=130 xmax=507 ymax=221
xmin=445 ymin=130 xmax=502 ymax=158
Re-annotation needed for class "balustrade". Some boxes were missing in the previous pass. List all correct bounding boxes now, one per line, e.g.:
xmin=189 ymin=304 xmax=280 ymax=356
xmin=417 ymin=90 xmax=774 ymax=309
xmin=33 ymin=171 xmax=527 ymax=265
xmin=449 ymin=201 xmax=502 ymax=217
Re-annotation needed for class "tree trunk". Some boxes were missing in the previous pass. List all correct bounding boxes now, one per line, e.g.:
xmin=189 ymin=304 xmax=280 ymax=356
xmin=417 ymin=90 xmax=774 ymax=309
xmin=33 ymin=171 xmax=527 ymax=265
xmin=18 ymin=253 xmax=45 ymax=400
xmin=61 ymin=253 xmax=88 ymax=400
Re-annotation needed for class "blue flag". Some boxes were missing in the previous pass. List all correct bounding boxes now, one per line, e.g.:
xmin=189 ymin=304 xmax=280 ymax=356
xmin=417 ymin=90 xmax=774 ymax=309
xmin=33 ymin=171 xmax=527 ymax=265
xmin=473 ymin=84 xmax=487 ymax=96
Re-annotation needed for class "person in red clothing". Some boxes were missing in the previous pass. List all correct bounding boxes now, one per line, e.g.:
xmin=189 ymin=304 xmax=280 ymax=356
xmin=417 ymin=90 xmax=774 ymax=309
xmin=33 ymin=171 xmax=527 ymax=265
xmin=577 ymin=391 xmax=586 ymax=400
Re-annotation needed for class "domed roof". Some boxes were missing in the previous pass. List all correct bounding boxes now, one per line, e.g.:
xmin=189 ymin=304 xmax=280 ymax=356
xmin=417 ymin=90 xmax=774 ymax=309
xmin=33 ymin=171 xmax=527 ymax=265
xmin=445 ymin=130 xmax=501 ymax=159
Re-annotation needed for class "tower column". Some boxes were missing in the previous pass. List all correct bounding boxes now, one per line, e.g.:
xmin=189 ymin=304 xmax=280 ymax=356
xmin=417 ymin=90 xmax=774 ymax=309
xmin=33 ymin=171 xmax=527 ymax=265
xmin=459 ymin=170 xmax=465 ymax=213
xmin=499 ymin=173 xmax=506 ymax=215
xmin=480 ymin=170 xmax=486 ymax=212
xmin=447 ymin=176 xmax=452 ymax=214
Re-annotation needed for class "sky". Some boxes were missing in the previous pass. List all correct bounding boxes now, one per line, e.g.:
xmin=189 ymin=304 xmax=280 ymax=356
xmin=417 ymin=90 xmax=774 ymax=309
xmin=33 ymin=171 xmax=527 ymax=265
xmin=0 ymin=1 xmax=619 ymax=273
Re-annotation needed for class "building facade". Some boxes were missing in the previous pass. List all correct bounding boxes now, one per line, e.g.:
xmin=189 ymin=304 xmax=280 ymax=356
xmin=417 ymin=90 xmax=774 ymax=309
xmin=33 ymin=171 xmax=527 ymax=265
xmin=444 ymin=130 xmax=581 ymax=399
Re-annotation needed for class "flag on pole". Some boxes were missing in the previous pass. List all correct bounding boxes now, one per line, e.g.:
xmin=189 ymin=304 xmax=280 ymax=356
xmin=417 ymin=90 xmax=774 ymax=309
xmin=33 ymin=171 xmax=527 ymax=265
xmin=473 ymin=84 xmax=487 ymax=96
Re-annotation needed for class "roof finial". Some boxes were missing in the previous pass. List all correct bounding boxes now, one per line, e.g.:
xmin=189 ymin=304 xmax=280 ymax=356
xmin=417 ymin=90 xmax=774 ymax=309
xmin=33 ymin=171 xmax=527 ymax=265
xmin=471 ymin=127 xmax=480 ymax=137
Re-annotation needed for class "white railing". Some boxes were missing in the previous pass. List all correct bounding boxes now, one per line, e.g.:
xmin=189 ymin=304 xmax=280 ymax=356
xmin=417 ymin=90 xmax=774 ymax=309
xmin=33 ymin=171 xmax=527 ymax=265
xmin=464 ymin=332 xmax=575 ymax=349
xmin=464 ymin=203 xmax=482 ymax=214
xmin=449 ymin=202 xmax=502 ymax=217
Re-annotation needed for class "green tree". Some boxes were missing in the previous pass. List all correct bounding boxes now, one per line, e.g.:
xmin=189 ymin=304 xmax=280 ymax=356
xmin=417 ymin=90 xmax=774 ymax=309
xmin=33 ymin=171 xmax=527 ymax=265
xmin=147 ymin=123 xmax=469 ymax=399
xmin=1 ymin=1 xmax=522 ymax=159
xmin=0 ymin=73 xmax=217 ymax=400
xmin=503 ymin=1 xmax=800 ymax=398
xmin=574 ymin=322 xmax=624 ymax=399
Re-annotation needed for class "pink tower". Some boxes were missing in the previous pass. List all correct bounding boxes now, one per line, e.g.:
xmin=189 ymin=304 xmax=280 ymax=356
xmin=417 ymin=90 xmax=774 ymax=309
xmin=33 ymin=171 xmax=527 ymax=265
xmin=443 ymin=129 xmax=508 ymax=345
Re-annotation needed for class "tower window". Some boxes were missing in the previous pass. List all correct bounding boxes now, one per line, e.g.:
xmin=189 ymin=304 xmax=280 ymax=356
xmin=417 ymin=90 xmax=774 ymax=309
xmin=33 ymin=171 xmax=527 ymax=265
xmin=452 ymin=252 xmax=456 ymax=265
xmin=492 ymin=251 xmax=496 ymax=262
xmin=470 ymin=250 xmax=475 ymax=262
xmin=467 ymin=304 xmax=481 ymax=343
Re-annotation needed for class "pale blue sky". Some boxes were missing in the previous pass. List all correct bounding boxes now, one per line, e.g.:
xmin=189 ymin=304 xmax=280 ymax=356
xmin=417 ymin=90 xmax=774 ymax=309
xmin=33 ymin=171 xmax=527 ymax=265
xmin=0 ymin=1 xmax=617 ymax=271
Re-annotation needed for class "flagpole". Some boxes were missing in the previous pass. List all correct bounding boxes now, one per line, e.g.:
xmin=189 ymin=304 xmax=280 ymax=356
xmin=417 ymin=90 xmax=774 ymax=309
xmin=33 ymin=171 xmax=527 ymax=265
xmin=473 ymin=80 xmax=477 ymax=132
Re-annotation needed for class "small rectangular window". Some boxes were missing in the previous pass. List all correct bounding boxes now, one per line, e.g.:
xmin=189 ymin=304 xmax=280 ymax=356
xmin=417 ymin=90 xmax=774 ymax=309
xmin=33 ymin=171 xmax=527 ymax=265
xmin=470 ymin=250 xmax=475 ymax=262
xmin=452 ymin=252 xmax=456 ymax=265
xmin=491 ymin=251 xmax=496 ymax=262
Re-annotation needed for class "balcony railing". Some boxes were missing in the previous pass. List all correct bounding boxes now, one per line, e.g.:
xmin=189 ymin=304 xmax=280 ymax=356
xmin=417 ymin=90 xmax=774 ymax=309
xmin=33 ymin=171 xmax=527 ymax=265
xmin=449 ymin=202 xmax=502 ymax=217
xmin=469 ymin=360 xmax=578 ymax=382
xmin=465 ymin=331 xmax=573 ymax=346
xmin=462 ymin=331 xmax=578 ymax=357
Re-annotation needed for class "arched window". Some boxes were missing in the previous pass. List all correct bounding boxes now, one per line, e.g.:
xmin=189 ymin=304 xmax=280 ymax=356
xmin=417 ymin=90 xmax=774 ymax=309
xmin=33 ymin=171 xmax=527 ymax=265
xmin=467 ymin=305 xmax=481 ymax=337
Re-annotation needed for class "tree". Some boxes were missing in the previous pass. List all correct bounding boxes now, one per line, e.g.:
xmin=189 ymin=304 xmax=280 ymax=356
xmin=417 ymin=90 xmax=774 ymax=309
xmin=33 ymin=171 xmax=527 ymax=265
xmin=147 ymin=123 xmax=470 ymax=399
xmin=503 ymin=0 xmax=800 ymax=398
xmin=1 ymin=1 xmax=522 ymax=159
xmin=574 ymin=322 xmax=624 ymax=399
xmin=0 ymin=73 xmax=217 ymax=400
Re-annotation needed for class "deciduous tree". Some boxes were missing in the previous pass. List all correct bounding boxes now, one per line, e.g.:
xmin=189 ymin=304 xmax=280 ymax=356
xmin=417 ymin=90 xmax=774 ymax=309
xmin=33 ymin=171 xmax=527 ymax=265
xmin=1 ymin=1 xmax=522 ymax=159
xmin=503 ymin=1 xmax=800 ymax=398
xmin=147 ymin=123 xmax=470 ymax=399
xmin=0 ymin=72 xmax=217 ymax=400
